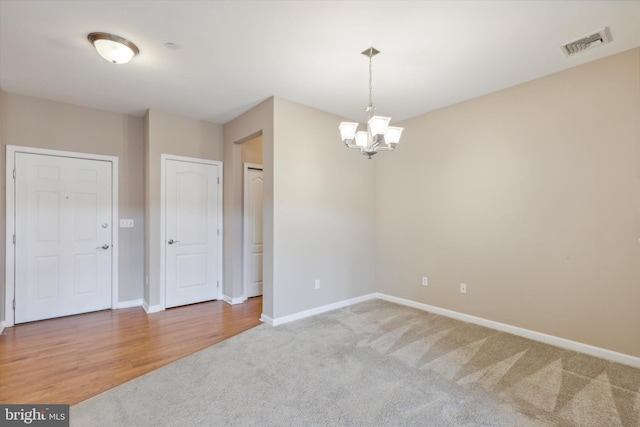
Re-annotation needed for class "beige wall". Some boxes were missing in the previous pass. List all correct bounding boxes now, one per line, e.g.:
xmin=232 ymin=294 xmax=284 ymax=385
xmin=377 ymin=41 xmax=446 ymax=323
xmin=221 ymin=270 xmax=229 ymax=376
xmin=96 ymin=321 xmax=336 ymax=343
xmin=375 ymin=48 xmax=640 ymax=357
xmin=143 ymin=112 xmax=151 ymax=304
xmin=242 ymin=135 xmax=263 ymax=165
xmin=272 ymin=98 xmax=376 ymax=318
xmin=223 ymin=99 xmax=274 ymax=316
xmin=0 ymin=89 xmax=6 ymax=322
xmin=0 ymin=92 xmax=145 ymax=323
xmin=224 ymin=97 xmax=377 ymax=319
xmin=144 ymin=109 xmax=224 ymax=307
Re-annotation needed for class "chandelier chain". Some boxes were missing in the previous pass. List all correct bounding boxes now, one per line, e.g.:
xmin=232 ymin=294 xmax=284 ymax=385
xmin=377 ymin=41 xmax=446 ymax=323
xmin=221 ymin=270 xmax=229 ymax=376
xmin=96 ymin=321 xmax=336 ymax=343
xmin=368 ymin=54 xmax=373 ymax=112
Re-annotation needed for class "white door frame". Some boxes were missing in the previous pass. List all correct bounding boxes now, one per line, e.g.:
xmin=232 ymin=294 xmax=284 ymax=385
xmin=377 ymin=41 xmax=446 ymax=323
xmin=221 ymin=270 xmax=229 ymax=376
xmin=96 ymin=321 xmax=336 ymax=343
xmin=4 ymin=145 xmax=119 ymax=327
xmin=243 ymin=163 xmax=263 ymax=301
xmin=160 ymin=154 xmax=223 ymax=310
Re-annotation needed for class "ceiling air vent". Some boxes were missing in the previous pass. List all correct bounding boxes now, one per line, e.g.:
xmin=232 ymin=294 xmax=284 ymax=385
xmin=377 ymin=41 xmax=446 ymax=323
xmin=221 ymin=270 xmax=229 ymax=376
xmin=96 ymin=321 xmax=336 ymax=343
xmin=561 ymin=27 xmax=611 ymax=56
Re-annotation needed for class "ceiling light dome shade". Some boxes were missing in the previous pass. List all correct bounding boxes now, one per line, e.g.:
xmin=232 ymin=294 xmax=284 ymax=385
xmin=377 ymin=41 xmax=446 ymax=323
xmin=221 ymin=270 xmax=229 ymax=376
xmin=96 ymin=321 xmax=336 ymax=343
xmin=88 ymin=32 xmax=139 ymax=64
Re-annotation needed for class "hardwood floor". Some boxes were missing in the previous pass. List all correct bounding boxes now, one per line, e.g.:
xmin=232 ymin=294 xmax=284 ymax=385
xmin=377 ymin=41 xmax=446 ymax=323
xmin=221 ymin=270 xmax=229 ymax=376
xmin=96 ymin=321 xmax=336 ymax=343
xmin=0 ymin=297 xmax=262 ymax=405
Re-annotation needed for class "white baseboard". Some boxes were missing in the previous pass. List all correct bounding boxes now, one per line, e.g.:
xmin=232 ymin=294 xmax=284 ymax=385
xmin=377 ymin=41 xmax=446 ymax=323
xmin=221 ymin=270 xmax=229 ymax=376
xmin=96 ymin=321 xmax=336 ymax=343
xmin=269 ymin=293 xmax=378 ymax=326
xmin=0 ymin=320 xmax=4 ymax=335
xmin=375 ymin=293 xmax=640 ymax=369
xmin=262 ymin=291 xmax=640 ymax=368
xmin=260 ymin=313 xmax=274 ymax=326
xmin=142 ymin=301 xmax=164 ymax=314
xmin=223 ymin=295 xmax=246 ymax=305
xmin=116 ymin=299 xmax=143 ymax=309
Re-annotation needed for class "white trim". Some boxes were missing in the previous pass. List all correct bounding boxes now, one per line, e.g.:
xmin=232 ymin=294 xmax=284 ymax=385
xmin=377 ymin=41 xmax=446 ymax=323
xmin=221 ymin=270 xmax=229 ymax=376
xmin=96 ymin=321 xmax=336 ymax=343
xmin=160 ymin=154 xmax=224 ymax=310
xmin=375 ymin=293 xmax=640 ymax=369
xmin=260 ymin=313 xmax=274 ymax=326
xmin=0 ymin=321 xmax=5 ymax=335
xmin=142 ymin=302 xmax=163 ymax=314
xmin=243 ymin=163 xmax=263 ymax=301
xmin=269 ymin=294 xmax=377 ymax=326
xmin=4 ymin=145 xmax=119 ymax=328
xmin=116 ymin=299 xmax=143 ymax=309
xmin=223 ymin=295 xmax=246 ymax=305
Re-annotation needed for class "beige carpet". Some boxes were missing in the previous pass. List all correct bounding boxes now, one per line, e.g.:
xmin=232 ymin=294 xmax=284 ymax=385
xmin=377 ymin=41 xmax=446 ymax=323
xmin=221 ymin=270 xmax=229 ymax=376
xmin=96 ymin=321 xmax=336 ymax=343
xmin=71 ymin=300 xmax=640 ymax=426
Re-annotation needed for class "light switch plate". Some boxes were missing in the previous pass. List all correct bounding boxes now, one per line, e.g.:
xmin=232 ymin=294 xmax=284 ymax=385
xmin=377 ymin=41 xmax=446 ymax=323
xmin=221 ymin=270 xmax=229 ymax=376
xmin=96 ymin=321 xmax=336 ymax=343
xmin=120 ymin=219 xmax=134 ymax=228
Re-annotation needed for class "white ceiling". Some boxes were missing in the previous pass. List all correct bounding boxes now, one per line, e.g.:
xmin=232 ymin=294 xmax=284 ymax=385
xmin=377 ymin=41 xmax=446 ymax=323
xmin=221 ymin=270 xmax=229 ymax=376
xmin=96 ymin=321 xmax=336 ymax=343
xmin=1 ymin=1 xmax=639 ymax=124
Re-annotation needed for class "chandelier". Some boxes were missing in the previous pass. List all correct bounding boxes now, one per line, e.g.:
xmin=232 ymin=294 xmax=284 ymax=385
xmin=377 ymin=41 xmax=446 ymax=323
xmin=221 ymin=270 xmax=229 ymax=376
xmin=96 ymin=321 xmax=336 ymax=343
xmin=339 ymin=47 xmax=403 ymax=159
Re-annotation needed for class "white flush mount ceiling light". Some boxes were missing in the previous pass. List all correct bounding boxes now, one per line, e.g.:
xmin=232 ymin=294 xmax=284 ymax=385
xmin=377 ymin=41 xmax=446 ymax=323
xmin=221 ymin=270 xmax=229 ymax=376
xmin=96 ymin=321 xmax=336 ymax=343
xmin=88 ymin=32 xmax=139 ymax=64
xmin=339 ymin=47 xmax=403 ymax=159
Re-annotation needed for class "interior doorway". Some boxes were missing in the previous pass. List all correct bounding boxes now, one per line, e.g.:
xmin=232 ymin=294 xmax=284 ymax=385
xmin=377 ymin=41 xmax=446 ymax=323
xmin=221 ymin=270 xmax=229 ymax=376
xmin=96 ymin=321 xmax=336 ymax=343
xmin=240 ymin=136 xmax=263 ymax=300
xmin=243 ymin=163 xmax=263 ymax=298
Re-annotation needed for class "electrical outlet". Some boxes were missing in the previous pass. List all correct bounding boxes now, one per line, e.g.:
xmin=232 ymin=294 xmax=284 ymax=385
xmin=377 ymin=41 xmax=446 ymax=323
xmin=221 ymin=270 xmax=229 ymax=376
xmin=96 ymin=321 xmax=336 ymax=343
xmin=460 ymin=283 xmax=467 ymax=294
xmin=421 ymin=276 xmax=428 ymax=287
xmin=315 ymin=279 xmax=320 ymax=289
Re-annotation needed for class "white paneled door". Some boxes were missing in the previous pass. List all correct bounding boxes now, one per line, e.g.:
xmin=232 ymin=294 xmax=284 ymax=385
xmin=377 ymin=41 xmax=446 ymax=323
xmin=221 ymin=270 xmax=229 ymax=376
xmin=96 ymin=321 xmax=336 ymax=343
xmin=165 ymin=158 xmax=221 ymax=308
xmin=244 ymin=164 xmax=263 ymax=298
xmin=15 ymin=153 xmax=113 ymax=324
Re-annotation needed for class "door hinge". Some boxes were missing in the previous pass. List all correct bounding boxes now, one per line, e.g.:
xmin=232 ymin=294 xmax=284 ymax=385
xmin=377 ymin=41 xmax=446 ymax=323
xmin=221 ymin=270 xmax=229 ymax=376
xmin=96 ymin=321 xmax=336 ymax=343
xmin=13 ymin=299 xmax=16 ymax=310
xmin=217 ymin=281 xmax=219 ymax=288
xmin=217 ymin=177 xmax=220 ymax=184
xmin=13 ymin=169 xmax=16 ymax=179
xmin=217 ymin=229 xmax=220 ymax=236
xmin=13 ymin=234 xmax=16 ymax=244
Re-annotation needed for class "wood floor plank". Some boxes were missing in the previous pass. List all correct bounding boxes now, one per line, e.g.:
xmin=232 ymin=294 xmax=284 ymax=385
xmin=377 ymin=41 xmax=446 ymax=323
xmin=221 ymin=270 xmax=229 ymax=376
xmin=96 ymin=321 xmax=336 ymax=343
xmin=0 ymin=297 xmax=262 ymax=405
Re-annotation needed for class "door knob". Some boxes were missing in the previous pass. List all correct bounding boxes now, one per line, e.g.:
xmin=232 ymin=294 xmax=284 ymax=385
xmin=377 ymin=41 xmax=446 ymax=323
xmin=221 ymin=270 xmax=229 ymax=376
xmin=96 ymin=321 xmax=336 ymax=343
xmin=97 ymin=244 xmax=110 ymax=250
xmin=168 ymin=239 xmax=180 ymax=245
